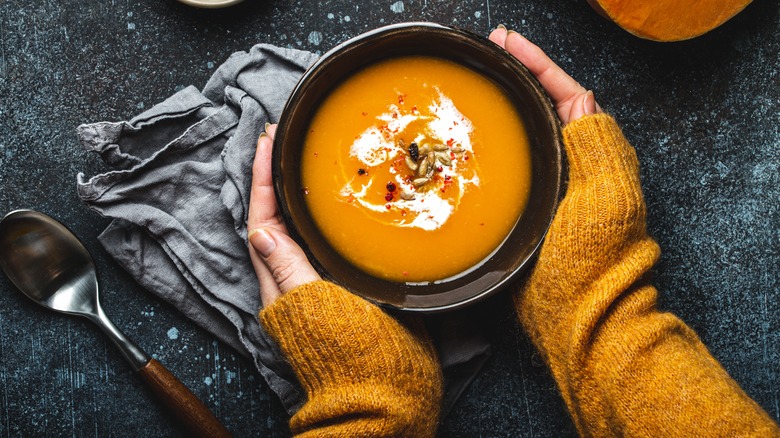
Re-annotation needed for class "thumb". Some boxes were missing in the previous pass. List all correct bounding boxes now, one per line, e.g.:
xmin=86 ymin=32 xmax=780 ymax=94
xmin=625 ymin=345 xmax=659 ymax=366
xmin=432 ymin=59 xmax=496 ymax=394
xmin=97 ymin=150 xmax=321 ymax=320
xmin=248 ymin=227 xmax=321 ymax=295
xmin=566 ymin=90 xmax=598 ymax=125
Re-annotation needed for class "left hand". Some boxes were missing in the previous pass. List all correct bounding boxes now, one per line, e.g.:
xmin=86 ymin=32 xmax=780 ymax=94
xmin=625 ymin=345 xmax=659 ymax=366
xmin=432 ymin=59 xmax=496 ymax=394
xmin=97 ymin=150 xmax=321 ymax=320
xmin=247 ymin=124 xmax=320 ymax=307
xmin=488 ymin=26 xmax=602 ymax=125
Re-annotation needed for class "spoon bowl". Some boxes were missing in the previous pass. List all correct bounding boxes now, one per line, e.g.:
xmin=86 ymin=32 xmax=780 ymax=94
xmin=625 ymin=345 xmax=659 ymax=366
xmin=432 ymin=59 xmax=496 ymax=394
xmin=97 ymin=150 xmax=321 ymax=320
xmin=0 ymin=210 xmax=99 ymax=316
xmin=0 ymin=210 xmax=230 ymax=437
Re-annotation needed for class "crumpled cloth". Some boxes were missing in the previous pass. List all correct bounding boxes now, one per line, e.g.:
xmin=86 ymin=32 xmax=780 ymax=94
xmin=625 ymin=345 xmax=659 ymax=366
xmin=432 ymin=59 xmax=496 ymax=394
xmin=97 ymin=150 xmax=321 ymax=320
xmin=75 ymin=43 xmax=490 ymax=415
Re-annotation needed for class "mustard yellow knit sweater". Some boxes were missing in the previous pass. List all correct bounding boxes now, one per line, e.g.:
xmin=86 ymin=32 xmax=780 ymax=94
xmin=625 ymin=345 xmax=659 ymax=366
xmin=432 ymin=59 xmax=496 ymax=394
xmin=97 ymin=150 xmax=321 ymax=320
xmin=518 ymin=114 xmax=779 ymax=437
xmin=260 ymin=281 xmax=442 ymax=437
xmin=260 ymin=114 xmax=779 ymax=437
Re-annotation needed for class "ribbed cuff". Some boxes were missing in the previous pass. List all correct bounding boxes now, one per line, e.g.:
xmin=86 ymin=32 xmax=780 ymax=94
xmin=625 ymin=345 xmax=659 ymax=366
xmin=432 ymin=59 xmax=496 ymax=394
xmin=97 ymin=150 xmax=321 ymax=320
xmin=562 ymin=113 xmax=640 ymax=185
xmin=259 ymin=281 xmax=440 ymax=395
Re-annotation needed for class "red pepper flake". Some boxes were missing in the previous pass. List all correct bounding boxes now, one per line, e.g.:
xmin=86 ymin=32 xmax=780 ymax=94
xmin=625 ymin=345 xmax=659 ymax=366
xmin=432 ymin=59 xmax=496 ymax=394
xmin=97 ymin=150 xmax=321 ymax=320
xmin=398 ymin=95 xmax=405 ymax=105
xmin=313 ymin=152 xmax=318 ymax=157
xmin=384 ymin=192 xmax=393 ymax=202
xmin=444 ymin=175 xmax=451 ymax=181
xmin=385 ymin=204 xmax=392 ymax=210
xmin=357 ymin=168 xmax=367 ymax=175
xmin=403 ymin=271 xmax=409 ymax=276
xmin=464 ymin=154 xmax=470 ymax=160
xmin=400 ymin=209 xmax=407 ymax=216
xmin=480 ymin=222 xmax=485 ymax=226
xmin=411 ymin=106 xmax=418 ymax=115
xmin=447 ymin=138 xmax=454 ymax=147
xmin=302 ymin=187 xmax=310 ymax=195
xmin=386 ymin=182 xmax=396 ymax=192
xmin=361 ymin=111 xmax=368 ymax=116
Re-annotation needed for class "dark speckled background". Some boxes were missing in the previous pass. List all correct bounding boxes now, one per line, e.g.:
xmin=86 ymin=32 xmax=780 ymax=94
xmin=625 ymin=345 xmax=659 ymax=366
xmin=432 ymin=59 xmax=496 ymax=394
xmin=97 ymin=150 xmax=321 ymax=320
xmin=0 ymin=0 xmax=777 ymax=436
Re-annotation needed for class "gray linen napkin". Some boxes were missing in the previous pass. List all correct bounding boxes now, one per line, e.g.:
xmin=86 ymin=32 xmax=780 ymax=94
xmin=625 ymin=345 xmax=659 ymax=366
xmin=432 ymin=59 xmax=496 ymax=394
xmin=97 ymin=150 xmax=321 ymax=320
xmin=76 ymin=43 xmax=490 ymax=416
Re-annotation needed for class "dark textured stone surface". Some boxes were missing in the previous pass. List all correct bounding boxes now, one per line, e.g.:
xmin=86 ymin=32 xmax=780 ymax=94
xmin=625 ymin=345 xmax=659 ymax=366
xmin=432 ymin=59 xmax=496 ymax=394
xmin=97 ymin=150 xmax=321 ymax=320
xmin=0 ymin=0 xmax=777 ymax=436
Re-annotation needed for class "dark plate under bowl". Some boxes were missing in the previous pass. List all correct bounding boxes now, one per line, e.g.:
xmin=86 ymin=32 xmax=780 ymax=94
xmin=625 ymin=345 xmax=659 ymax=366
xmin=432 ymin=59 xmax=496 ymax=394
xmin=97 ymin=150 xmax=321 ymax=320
xmin=273 ymin=22 xmax=563 ymax=312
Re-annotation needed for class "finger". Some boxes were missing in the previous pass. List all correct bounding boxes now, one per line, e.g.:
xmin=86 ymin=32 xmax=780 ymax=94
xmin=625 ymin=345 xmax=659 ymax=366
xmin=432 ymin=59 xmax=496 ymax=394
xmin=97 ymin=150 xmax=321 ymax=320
xmin=249 ymin=242 xmax=283 ymax=307
xmin=248 ymin=130 xmax=283 ymax=229
xmin=488 ymin=25 xmax=508 ymax=47
xmin=248 ymin=122 xmax=285 ymax=307
xmin=266 ymin=123 xmax=277 ymax=138
xmin=567 ymin=90 xmax=598 ymax=123
xmin=504 ymin=31 xmax=585 ymax=101
xmin=249 ymin=227 xmax=321 ymax=295
xmin=503 ymin=32 xmax=586 ymax=120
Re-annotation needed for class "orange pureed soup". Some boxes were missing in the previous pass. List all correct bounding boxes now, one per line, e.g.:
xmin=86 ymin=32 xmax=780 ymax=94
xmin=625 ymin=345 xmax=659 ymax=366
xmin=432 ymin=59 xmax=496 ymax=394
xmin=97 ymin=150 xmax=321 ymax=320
xmin=301 ymin=56 xmax=531 ymax=282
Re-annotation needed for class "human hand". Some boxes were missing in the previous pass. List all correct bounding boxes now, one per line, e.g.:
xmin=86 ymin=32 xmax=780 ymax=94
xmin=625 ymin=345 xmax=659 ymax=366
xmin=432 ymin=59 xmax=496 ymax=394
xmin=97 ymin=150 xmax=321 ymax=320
xmin=250 ymin=131 xmax=441 ymax=438
xmin=492 ymin=28 xmax=656 ymax=379
xmin=485 ymin=29 xmax=780 ymax=438
xmin=488 ymin=25 xmax=645 ymax=294
xmin=247 ymin=124 xmax=320 ymax=307
xmin=488 ymin=26 xmax=602 ymax=125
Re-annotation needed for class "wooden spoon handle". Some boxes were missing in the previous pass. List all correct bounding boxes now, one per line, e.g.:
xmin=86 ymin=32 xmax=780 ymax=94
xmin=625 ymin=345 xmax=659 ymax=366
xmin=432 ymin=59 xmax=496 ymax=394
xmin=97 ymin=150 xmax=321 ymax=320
xmin=138 ymin=359 xmax=231 ymax=437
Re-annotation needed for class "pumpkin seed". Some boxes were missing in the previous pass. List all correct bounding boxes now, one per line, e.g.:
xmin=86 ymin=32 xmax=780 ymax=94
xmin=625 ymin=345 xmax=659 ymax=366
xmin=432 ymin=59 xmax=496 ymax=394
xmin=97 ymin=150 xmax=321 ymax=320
xmin=405 ymin=156 xmax=418 ymax=172
xmin=413 ymin=177 xmax=430 ymax=187
xmin=451 ymin=147 xmax=464 ymax=153
xmin=433 ymin=143 xmax=449 ymax=152
xmin=400 ymin=189 xmax=415 ymax=200
xmin=417 ymin=157 xmax=429 ymax=177
xmin=418 ymin=144 xmax=431 ymax=156
xmin=436 ymin=152 xmax=452 ymax=166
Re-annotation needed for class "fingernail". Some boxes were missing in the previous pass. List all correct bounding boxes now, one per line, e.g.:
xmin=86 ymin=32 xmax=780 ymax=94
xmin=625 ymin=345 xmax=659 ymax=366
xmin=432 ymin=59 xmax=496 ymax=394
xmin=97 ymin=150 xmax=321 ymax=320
xmin=264 ymin=122 xmax=272 ymax=131
xmin=506 ymin=29 xmax=523 ymax=39
xmin=249 ymin=228 xmax=276 ymax=258
xmin=258 ymin=132 xmax=268 ymax=140
xmin=497 ymin=24 xmax=507 ymax=31
xmin=582 ymin=91 xmax=596 ymax=116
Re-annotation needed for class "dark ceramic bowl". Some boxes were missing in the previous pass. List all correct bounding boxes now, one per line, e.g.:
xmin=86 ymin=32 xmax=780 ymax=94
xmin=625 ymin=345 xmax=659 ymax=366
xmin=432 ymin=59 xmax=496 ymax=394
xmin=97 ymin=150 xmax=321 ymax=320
xmin=273 ymin=22 xmax=563 ymax=312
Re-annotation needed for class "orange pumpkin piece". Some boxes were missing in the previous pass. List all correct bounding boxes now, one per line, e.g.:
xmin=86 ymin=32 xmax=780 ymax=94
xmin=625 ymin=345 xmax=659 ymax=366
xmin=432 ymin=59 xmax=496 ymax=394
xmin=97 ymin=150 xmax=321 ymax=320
xmin=587 ymin=0 xmax=753 ymax=41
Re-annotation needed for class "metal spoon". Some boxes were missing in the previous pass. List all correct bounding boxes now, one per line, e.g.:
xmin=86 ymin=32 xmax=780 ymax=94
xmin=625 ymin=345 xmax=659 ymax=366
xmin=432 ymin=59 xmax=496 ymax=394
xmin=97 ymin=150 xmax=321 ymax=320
xmin=0 ymin=210 xmax=230 ymax=437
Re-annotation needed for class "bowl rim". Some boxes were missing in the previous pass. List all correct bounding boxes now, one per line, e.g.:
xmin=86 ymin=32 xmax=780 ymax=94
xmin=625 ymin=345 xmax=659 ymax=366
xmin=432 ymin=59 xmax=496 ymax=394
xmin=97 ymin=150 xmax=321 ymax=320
xmin=273 ymin=22 xmax=564 ymax=312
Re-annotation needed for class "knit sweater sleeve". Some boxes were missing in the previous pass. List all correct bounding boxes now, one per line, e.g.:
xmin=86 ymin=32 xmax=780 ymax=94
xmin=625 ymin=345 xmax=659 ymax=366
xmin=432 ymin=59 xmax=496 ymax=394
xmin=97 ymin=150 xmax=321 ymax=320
xmin=517 ymin=114 xmax=779 ymax=437
xmin=259 ymin=280 xmax=442 ymax=437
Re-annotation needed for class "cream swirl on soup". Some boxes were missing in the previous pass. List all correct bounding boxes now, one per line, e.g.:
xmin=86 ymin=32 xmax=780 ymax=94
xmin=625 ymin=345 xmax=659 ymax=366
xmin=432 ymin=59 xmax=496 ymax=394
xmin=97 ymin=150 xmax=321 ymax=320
xmin=340 ymin=89 xmax=481 ymax=231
